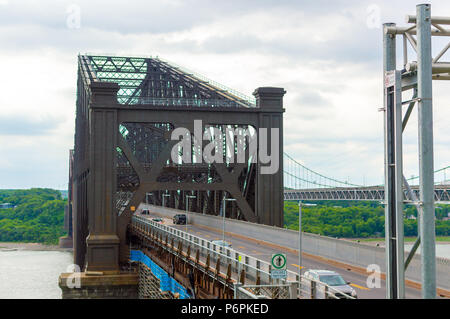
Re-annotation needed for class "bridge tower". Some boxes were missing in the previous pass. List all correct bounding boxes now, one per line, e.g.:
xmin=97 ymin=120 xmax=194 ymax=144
xmin=68 ymin=54 xmax=285 ymax=276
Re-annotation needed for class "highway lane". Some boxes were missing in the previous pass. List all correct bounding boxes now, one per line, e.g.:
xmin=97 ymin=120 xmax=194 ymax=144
xmin=140 ymin=212 xmax=423 ymax=299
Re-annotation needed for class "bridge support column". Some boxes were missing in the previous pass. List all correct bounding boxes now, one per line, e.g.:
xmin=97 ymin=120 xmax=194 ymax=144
xmin=59 ymin=204 xmax=73 ymax=248
xmin=254 ymin=87 xmax=285 ymax=227
xmin=59 ymin=273 xmax=138 ymax=299
xmin=85 ymin=82 xmax=120 ymax=273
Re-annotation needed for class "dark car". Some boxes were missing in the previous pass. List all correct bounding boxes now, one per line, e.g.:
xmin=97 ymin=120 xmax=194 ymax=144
xmin=141 ymin=209 xmax=150 ymax=215
xmin=173 ymin=214 xmax=187 ymax=225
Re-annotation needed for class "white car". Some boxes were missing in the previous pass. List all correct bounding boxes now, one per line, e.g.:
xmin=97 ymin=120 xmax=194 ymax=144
xmin=211 ymin=240 xmax=232 ymax=249
xmin=303 ymin=269 xmax=357 ymax=299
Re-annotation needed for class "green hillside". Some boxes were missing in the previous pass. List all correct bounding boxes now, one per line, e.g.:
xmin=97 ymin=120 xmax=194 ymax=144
xmin=0 ymin=189 xmax=66 ymax=244
xmin=1 ymin=188 xmax=448 ymax=244
xmin=284 ymin=200 xmax=450 ymax=238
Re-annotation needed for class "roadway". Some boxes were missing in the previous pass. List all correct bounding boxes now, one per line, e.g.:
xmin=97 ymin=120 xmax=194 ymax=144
xmin=140 ymin=211 xmax=423 ymax=299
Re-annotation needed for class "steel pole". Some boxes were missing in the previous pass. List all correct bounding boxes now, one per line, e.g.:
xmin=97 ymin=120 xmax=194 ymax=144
xmin=162 ymin=194 xmax=170 ymax=208
xmin=222 ymin=198 xmax=236 ymax=243
xmin=383 ymin=22 xmax=397 ymax=299
xmin=185 ymin=196 xmax=188 ymax=233
xmin=298 ymin=201 xmax=303 ymax=293
xmin=223 ymin=199 xmax=226 ymax=243
xmin=416 ymin=3 xmax=436 ymax=299
xmin=185 ymin=195 xmax=196 ymax=233
xmin=394 ymin=70 xmax=405 ymax=299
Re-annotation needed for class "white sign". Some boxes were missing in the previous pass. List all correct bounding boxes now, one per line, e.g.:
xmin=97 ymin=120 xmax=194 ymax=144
xmin=385 ymin=71 xmax=396 ymax=88
xmin=271 ymin=269 xmax=287 ymax=279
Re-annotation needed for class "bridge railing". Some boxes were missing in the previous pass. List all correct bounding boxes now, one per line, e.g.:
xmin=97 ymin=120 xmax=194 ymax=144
xmin=131 ymin=215 xmax=354 ymax=299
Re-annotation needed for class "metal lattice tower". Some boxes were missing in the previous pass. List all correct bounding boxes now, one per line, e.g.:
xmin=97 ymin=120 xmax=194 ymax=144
xmin=382 ymin=3 xmax=450 ymax=299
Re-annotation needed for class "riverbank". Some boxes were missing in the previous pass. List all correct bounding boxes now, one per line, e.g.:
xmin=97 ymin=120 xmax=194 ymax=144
xmin=345 ymin=237 xmax=450 ymax=259
xmin=0 ymin=242 xmax=72 ymax=252
xmin=347 ymin=236 xmax=450 ymax=246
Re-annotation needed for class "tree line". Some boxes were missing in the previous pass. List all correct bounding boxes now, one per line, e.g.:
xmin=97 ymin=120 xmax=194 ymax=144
xmin=1 ymin=189 xmax=449 ymax=243
xmin=0 ymin=188 xmax=66 ymax=244
xmin=284 ymin=200 xmax=450 ymax=238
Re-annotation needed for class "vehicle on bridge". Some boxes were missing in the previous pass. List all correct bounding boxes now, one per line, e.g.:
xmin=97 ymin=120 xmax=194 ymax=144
xmin=173 ymin=214 xmax=187 ymax=225
xmin=211 ymin=240 xmax=232 ymax=249
xmin=303 ymin=269 xmax=357 ymax=299
xmin=211 ymin=240 xmax=233 ymax=254
xmin=141 ymin=209 xmax=150 ymax=215
xmin=151 ymin=218 xmax=164 ymax=224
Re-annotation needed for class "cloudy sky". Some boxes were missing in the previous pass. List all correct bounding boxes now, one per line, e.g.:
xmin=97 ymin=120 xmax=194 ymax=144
xmin=0 ymin=0 xmax=449 ymax=189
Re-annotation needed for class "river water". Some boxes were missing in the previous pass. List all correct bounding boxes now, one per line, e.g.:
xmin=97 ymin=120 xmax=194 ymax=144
xmin=0 ymin=250 xmax=72 ymax=299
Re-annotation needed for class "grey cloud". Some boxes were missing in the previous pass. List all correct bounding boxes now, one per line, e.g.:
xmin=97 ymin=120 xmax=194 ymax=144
xmin=0 ymin=0 xmax=356 ymax=34
xmin=200 ymin=34 xmax=264 ymax=54
xmin=0 ymin=0 xmax=381 ymax=66
xmin=0 ymin=114 xmax=62 ymax=135
xmin=0 ymin=26 xmax=125 ymax=54
xmin=295 ymin=91 xmax=331 ymax=108
xmin=0 ymin=140 xmax=69 ymax=189
xmin=283 ymin=91 xmax=335 ymax=120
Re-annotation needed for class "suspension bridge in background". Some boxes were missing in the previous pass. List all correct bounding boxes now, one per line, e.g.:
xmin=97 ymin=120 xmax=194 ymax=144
xmin=283 ymin=153 xmax=450 ymax=203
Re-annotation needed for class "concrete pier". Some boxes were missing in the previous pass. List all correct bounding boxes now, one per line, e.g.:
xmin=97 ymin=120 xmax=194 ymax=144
xmin=59 ymin=272 xmax=138 ymax=299
xmin=58 ymin=236 xmax=73 ymax=249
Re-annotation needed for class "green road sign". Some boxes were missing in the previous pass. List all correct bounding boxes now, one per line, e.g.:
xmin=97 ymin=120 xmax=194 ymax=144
xmin=271 ymin=253 xmax=287 ymax=270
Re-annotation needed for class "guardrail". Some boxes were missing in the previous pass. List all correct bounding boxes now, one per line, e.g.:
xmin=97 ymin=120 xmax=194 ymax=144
xmin=134 ymin=97 xmax=249 ymax=108
xmin=131 ymin=215 xmax=354 ymax=299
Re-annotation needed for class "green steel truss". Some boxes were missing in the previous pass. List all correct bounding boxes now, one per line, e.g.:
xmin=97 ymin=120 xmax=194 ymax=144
xmin=79 ymin=54 xmax=256 ymax=107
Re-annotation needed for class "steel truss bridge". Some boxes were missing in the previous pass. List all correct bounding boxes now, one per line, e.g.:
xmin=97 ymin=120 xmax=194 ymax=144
xmin=67 ymin=45 xmax=449 ymax=298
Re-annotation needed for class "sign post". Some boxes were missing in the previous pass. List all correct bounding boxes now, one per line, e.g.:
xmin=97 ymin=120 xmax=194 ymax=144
xmin=271 ymin=253 xmax=287 ymax=279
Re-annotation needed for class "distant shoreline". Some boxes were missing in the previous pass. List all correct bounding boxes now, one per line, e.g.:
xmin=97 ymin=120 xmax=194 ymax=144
xmin=347 ymin=236 xmax=450 ymax=246
xmin=0 ymin=242 xmax=72 ymax=252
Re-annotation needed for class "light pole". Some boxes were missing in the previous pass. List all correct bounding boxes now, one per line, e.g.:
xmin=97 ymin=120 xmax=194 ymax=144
xmin=185 ymin=194 xmax=196 ymax=233
xmin=146 ymin=193 xmax=154 ymax=205
xmin=222 ymin=197 xmax=236 ymax=243
xmin=162 ymin=193 xmax=170 ymax=207
xmin=298 ymin=201 xmax=303 ymax=290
